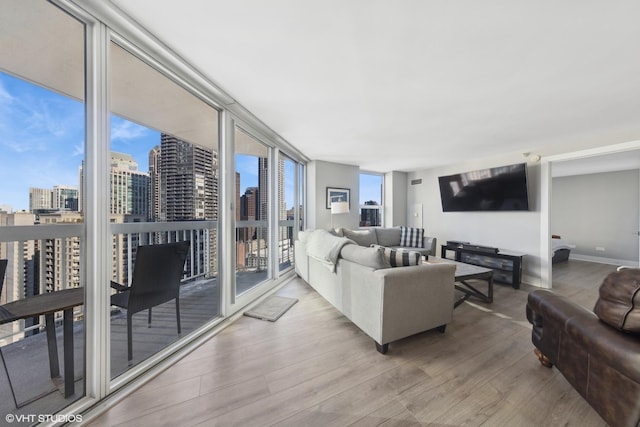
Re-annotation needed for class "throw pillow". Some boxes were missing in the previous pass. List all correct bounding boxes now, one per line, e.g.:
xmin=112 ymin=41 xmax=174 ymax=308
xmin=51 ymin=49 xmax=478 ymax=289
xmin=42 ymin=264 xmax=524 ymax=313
xmin=400 ymin=226 xmax=424 ymax=248
xmin=340 ymin=244 xmax=386 ymax=270
xmin=593 ymin=268 xmax=640 ymax=333
xmin=343 ymin=228 xmax=378 ymax=247
xmin=371 ymin=244 xmax=421 ymax=268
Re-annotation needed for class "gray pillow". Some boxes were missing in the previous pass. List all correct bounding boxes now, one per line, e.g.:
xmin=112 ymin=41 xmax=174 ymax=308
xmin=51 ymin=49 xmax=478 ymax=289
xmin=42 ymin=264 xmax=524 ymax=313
xmin=375 ymin=227 xmax=402 ymax=247
xmin=340 ymin=244 xmax=386 ymax=270
xmin=343 ymin=228 xmax=378 ymax=247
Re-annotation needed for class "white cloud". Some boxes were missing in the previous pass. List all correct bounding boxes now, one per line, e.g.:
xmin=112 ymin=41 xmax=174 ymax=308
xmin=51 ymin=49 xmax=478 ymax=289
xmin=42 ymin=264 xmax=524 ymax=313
xmin=0 ymin=80 xmax=14 ymax=104
xmin=72 ymin=141 xmax=84 ymax=157
xmin=111 ymin=119 xmax=149 ymax=142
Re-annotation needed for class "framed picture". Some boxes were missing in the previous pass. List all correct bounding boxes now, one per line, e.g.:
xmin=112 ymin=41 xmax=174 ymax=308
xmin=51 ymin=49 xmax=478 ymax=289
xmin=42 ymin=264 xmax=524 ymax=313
xmin=326 ymin=187 xmax=350 ymax=209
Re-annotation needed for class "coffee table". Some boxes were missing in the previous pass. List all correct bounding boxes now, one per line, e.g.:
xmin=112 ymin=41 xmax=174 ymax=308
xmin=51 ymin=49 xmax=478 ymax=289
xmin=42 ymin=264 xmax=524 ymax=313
xmin=426 ymin=257 xmax=493 ymax=308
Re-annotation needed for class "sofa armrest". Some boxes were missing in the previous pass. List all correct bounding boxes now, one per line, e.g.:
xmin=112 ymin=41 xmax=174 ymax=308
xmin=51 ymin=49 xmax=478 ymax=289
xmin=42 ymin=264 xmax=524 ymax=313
xmin=527 ymin=290 xmax=595 ymax=364
xmin=423 ymin=236 xmax=437 ymax=256
xmin=373 ymin=263 xmax=455 ymax=344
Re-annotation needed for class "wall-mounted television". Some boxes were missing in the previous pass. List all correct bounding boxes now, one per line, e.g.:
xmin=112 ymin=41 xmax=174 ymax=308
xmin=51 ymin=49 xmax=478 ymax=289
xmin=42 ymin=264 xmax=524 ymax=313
xmin=438 ymin=163 xmax=529 ymax=212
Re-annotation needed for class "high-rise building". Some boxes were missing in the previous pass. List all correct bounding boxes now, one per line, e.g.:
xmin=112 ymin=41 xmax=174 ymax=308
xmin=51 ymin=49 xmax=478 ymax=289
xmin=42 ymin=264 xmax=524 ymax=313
xmin=52 ymin=185 xmax=79 ymax=211
xmin=257 ymin=158 xmax=285 ymax=222
xmin=160 ymin=134 xmax=217 ymax=221
xmin=258 ymin=158 xmax=269 ymax=223
xmin=360 ymin=200 xmax=382 ymax=227
xmin=239 ymin=186 xmax=258 ymax=243
xmin=29 ymin=187 xmax=52 ymax=211
xmin=159 ymin=133 xmax=218 ymax=275
xmin=29 ymin=186 xmax=79 ymax=213
xmin=79 ymin=152 xmax=150 ymax=217
xmin=110 ymin=152 xmax=149 ymax=217
xmin=235 ymin=172 xmax=241 ymax=222
xmin=148 ymin=145 xmax=162 ymax=221
xmin=0 ymin=211 xmax=38 ymax=345
xmin=38 ymin=212 xmax=83 ymax=291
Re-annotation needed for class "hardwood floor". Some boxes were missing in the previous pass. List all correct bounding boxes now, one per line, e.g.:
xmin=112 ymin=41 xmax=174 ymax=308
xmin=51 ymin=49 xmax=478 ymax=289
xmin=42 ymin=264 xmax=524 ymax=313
xmin=87 ymin=260 xmax=615 ymax=427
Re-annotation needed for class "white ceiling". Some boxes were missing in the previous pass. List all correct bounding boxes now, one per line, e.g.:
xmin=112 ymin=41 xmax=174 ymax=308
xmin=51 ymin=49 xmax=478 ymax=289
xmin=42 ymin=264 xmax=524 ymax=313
xmin=110 ymin=0 xmax=640 ymax=173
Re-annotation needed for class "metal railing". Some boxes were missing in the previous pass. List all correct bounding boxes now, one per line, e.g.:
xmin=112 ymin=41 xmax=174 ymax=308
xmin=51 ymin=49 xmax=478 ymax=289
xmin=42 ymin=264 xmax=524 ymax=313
xmin=0 ymin=218 xmax=294 ymax=344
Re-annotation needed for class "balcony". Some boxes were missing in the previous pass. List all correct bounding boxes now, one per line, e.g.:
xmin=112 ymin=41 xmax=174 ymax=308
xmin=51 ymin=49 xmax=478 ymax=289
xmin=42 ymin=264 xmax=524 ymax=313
xmin=0 ymin=221 xmax=294 ymax=418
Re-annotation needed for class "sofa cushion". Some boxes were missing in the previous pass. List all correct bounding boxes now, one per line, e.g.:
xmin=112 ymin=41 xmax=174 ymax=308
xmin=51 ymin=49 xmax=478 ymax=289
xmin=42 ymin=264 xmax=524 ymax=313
xmin=329 ymin=228 xmax=344 ymax=237
xmin=343 ymin=228 xmax=378 ymax=247
xmin=400 ymin=226 xmax=424 ymax=248
xmin=371 ymin=244 xmax=421 ymax=268
xmin=298 ymin=230 xmax=312 ymax=243
xmin=593 ymin=268 xmax=640 ymax=333
xmin=375 ymin=227 xmax=402 ymax=247
xmin=340 ymin=244 xmax=386 ymax=270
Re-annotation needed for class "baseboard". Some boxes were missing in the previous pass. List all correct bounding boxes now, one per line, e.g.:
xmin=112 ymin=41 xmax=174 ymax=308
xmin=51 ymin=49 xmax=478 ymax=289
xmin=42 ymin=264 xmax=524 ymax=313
xmin=569 ymin=253 xmax=639 ymax=267
xmin=522 ymin=274 xmax=544 ymax=288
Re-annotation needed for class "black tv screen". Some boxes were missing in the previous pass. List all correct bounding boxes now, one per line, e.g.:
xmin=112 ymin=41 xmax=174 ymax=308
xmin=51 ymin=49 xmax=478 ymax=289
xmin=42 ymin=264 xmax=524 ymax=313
xmin=438 ymin=163 xmax=529 ymax=212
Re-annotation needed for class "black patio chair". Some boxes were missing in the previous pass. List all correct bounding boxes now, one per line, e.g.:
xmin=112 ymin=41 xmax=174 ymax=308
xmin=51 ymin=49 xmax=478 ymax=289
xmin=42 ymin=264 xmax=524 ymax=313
xmin=0 ymin=259 xmax=7 ymax=321
xmin=110 ymin=241 xmax=189 ymax=361
xmin=0 ymin=259 xmax=6 ymax=298
xmin=0 ymin=259 xmax=17 ymax=407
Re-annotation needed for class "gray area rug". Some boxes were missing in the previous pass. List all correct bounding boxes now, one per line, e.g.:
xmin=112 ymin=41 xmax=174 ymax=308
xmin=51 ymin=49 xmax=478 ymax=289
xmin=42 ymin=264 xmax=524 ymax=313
xmin=244 ymin=295 xmax=298 ymax=322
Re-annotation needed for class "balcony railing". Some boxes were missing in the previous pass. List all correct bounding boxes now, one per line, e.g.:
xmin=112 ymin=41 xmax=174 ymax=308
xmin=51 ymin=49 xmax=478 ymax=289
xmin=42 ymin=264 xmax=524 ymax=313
xmin=1 ymin=219 xmax=294 ymax=342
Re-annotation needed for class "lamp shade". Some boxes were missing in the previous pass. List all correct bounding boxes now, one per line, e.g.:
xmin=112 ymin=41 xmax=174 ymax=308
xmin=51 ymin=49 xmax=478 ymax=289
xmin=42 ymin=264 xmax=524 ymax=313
xmin=331 ymin=201 xmax=349 ymax=214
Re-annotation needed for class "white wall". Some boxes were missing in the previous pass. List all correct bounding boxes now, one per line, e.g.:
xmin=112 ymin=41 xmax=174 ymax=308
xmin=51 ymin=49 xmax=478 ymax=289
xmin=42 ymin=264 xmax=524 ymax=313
xmin=306 ymin=160 xmax=360 ymax=230
xmin=384 ymin=171 xmax=408 ymax=227
xmin=552 ymin=169 xmax=639 ymax=264
xmin=407 ymin=154 xmax=543 ymax=286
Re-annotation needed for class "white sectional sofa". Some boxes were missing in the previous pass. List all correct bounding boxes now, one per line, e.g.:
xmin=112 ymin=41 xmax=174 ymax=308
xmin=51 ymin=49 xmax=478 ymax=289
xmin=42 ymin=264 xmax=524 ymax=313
xmin=294 ymin=229 xmax=455 ymax=353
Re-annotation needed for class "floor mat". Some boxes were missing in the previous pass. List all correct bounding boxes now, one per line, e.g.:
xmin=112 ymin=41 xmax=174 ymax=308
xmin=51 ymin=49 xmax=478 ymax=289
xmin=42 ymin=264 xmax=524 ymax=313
xmin=243 ymin=295 xmax=298 ymax=322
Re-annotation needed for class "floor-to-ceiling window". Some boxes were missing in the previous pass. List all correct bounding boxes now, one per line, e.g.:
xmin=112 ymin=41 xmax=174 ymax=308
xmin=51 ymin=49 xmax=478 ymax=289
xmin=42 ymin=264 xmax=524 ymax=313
xmin=108 ymin=41 xmax=220 ymax=377
xmin=234 ymin=127 xmax=271 ymax=295
xmin=0 ymin=0 xmax=87 ymax=416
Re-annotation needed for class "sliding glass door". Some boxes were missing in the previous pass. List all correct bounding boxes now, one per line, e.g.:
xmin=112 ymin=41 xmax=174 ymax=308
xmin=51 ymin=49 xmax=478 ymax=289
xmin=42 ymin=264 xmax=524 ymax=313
xmin=234 ymin=127 xmax=271 ymax=296
xmin=108 ymin=40 xmax=220 ymax=376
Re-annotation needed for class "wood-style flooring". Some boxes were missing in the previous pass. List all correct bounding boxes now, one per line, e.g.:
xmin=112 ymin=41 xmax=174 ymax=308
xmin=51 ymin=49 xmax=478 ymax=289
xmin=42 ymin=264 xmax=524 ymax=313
xmin=87 ymin=260 xmax=615 ymax=426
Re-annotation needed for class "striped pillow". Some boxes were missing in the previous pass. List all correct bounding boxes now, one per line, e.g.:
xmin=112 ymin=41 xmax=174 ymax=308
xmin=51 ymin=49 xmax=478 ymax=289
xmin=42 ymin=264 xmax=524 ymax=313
xmin=371 ymin=244 xmax=421 ymax=267
xmin=400 ymin=226 xmax=424 ymax=248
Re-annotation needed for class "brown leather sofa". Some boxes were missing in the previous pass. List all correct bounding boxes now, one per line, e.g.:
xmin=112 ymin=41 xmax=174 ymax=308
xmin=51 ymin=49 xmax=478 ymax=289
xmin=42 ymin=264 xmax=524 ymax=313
xmin=526 ymin=269 xmax=640 ymax=427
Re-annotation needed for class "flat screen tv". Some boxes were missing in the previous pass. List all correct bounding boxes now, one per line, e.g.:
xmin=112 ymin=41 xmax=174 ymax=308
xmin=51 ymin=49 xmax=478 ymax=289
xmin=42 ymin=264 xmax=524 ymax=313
xmin=438 ymin=163 xmax=529 ymax=212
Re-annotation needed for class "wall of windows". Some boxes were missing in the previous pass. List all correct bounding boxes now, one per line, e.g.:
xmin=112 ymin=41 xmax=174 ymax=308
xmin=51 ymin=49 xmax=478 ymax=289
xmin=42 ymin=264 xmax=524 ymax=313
xmin=0 ymin=0 xmax=306 ymax=418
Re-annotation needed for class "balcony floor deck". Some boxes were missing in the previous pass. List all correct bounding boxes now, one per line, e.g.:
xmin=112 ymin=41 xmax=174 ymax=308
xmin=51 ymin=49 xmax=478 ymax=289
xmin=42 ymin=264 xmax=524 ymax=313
xmin=0 ymin=267 xmax=287 ymax=418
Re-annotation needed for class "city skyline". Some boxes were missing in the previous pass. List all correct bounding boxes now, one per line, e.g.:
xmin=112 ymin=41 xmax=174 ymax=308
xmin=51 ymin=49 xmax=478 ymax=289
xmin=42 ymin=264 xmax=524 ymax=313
xmin=1 ymin=71 xmax=381 ymax=212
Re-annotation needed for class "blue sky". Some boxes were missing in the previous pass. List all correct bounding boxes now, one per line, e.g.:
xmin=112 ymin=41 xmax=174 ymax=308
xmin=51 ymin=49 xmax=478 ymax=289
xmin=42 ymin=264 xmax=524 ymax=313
xmin=360 ymin=173 xmax=383 ymax=205
xmin=0 ymin=72 xmax=85 ymax=210
xmin=1 ymin=71 xmax=377 ymax=212
xmin=0 ymin=71 xmax=293 ymax=211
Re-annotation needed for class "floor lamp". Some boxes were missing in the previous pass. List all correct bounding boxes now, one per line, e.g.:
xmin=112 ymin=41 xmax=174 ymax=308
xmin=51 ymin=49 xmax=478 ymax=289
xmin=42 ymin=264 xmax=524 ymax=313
xmin=330 ymin=200 xmax=350 ymax=230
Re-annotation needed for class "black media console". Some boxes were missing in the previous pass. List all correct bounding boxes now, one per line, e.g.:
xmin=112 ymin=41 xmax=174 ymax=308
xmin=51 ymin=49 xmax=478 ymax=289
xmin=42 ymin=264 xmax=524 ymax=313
xmin=441 ymin=242 xmax=525 ymax=289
